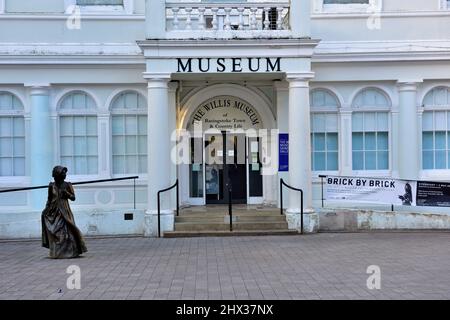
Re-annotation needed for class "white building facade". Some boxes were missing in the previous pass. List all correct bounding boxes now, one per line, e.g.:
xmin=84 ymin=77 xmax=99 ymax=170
xmin=1 ymin=0 xmax=450 ymax=237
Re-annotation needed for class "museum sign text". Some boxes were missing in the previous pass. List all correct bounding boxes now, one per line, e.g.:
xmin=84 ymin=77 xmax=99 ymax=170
xmin=177 ymin=57 xmax=281 ymax=73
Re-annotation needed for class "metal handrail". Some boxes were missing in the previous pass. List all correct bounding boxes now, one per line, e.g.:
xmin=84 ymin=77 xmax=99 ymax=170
xmin=0 ymin=176 xmax=140 ymax=209
xmin=280 ymin=178 xmax=304 ymax=234
xmin=227 ymin=180 xmax=233 ymax=232
xmin=157 ymin=179 xmax=179 ymax=238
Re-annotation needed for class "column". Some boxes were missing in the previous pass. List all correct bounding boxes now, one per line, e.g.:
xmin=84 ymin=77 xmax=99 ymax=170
xmin=27 ymin=85 xmax=53 ymax=210
xmin=339 ymin=107 xmax=353 ymax=176
xmin=97 ymin=113 xmax=110 ymax=179
xmin=390 ymin=104 xmax=400 ymax=179
xmin=274 ymin=81 xmax=289 ymax=208
xmin=168 ymin=81 xmax=179 ymax=209
xmin=143 ymin=73 xmax=173 ymax=237
xmin=286 ymin=73 xmax=314 ymax=213
xmin=397 ymin=81 xmax=422 ymax=180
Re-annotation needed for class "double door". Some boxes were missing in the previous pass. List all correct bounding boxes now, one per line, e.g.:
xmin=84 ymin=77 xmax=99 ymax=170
xmin=205 ymin=132 xmax=247 ymax=204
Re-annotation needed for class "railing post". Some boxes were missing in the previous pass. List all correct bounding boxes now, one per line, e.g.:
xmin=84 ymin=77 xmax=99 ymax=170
xmin=319 ymin=175 xmax=326 ymax=208
xmin=157 ymin=192 xmax=161 ymax=238
xmin=300 ymin=190 xmax=304 ymax=235
xmin=133 ymin=178 xmax=136 ymax=210
xmin=228 ymin=184 xmax=232 ymax=232
xmin=280 ymin=178 xmax=283 ymax=215
xmin=176 ymin=179 xmax=179 ymax=217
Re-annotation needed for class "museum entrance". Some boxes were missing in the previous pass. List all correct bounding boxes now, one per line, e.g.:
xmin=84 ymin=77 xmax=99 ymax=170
xmin=185 ymin=95 xmax=265 ymax=205
xmin=205 ymin=132 xmax=247 ymax=204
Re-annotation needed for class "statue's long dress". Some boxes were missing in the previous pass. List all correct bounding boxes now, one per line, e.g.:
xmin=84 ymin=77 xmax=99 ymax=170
xmin=41 ymin=182 xmax=87 ymax=259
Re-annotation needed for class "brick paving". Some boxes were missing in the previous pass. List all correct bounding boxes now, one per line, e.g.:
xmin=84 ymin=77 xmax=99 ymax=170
xmin=0 ymin=232 xmax=449 ymax=300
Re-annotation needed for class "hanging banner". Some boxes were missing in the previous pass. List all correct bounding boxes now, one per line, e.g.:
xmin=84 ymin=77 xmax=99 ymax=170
xmin=416 ymin=181 xmax=450 ymax=207
xmin=325 ymin=176 xmax=417 ymax=206
xmin=278 ymin=134 xmax=289 ymax=172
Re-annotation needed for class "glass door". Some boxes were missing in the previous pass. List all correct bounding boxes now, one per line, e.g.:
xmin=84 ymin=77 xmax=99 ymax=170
xmin=205 ymin=133 xmax=225 ymax=203
xmin=204 ymin=131 xmax=247 ymax=204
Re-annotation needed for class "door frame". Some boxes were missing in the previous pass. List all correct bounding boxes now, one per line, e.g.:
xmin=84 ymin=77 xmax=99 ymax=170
xmin=184 ymin=132 xmax=264 ymax=205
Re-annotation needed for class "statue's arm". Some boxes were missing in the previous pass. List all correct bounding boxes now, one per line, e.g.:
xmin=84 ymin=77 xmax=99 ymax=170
xmin=66 ymin=183 xmax=76 ymax=201
xmin=45 ymin=183 xmax=53 ymax=206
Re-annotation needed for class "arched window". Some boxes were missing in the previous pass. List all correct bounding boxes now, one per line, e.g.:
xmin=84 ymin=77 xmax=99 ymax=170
xmin=59 ymin=91 xmax=98 ymax=175
xmin=110 ymin=91 xmax=147 ymax=174
xmin=351 ymin=88 xmax=390 ymax=171
xmin=422 ymin=87 xmax=450 ymax=170
xmin=310 ymin=89 xmax=339 ymax=171
xmin=0 ymin=92 xmax=25 ymax=176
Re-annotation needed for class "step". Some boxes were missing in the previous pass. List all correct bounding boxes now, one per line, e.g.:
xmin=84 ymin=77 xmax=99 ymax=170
xmin=178 ymin=211 xmax=281 ymax=217
xmin=163 ymin=229 xmax=299 ymax=238
xmin=174 ymin=221 xmax=289 ymax=232
xmin=175 ymin=215 xmax=286 ymax=223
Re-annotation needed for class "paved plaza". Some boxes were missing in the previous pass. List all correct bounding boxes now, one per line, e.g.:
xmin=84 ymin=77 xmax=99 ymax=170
xmin=1 ymin=232 xmax=449 ymax=300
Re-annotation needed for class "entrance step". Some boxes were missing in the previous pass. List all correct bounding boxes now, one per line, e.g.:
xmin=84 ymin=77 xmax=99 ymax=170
xmin=164 ymin=230 xmax=299 ymax=238
xmin=175 ymin=221 xmax=289 ymax=232
xmin=167 ymin=206 xmax=294 ymax=237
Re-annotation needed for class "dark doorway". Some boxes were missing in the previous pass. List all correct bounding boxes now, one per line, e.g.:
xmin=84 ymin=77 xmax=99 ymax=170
xmin=205 ymin=132 xmax=247 ymax=204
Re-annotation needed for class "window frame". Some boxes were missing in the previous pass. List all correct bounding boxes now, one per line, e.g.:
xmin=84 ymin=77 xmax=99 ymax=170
xmin=0 ymin=91 xmax=26 ymax=179
xmin=421 ymin=86 xmax=450 ymax=176
xmin=313 ymin=0 xmax=382 ymax=14
xmin=310 ymin=88 xmax=341 ymax=174
xmin=110 ymin=90 xmax=148 ymax=177
xmin=65 ymin=0 xmax=134 ymax=14
xmin=350 ymin=87 xmax=392 ymax=175
xmin=57 ymin=90 xmax=99 ymax=179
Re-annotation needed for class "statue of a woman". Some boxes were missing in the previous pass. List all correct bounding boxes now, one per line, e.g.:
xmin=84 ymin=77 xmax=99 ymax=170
xmin=41 ymin=166 xmax=87 ymax=259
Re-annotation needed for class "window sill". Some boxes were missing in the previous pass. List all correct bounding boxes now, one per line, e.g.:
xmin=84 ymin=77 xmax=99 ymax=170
xmin=78 ymin=5 xmax=127 ymax=14
xmin=0 ymin=176 xmax=30 ymax=187
xmin=313 ymin=0 xmax=382 ymax=14
xmin=65 ymin=0 xmax=133 ymax=15
xmin=321 ymin=4 xmax=372 ymax=13
xmin=351 ymin=170 xmax=391 ymax=177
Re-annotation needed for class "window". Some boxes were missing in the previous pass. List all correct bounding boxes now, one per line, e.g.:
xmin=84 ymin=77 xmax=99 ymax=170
xmin=111 ymin=91 xmax=147 ymax=175
xmin=77 ymin=0 xmax=123 ymax=5
xmin=0 ymin=92 xmax=25 ymax=176
xmin=66 ymin=0 xmax=133 ymax=14
xmin=351 ymin=88 xmax=390 ymax=171
xmin=310 ymin=89 xmax=340 ymax=171
xmin=352 ymin=112 xmax=389 ymax=170
xmin=314 ymin=0 xmax=381 ymax=13
xmin=324 ymin=0 xmax=369 ymax=3
xmin=422 ymin=87 xmax=450 ymax=170
xmin=59 ymin=92 xmax=98 ymax=175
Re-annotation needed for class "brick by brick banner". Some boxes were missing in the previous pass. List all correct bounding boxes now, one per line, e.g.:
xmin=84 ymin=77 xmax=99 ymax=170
xmin=325 ymin=176 xmax=417 ymax=206
xmin=416 ymin=181 xmax=450 ymax=207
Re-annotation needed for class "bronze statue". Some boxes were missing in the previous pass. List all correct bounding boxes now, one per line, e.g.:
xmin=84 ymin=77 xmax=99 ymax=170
xmin=41 ymin=166 xmax=87 ymax=259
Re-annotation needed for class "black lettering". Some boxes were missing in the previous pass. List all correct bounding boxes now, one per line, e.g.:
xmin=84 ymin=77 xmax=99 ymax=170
xmin=266 ymin=57 xmax=281 ymax=72
xmin=217 ymin=58 xmax=226 ymax=72
xmin=232 ymin=58 xmax=243 ymax=72
xmin=198 ymin=58 xmax=210 ymax=72
xmin=177 ymin=58 xmax=192 ymax=72
xmin=248 ymin=58 xmax=261 ymax=72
